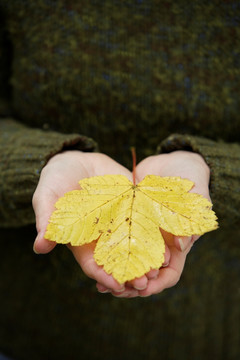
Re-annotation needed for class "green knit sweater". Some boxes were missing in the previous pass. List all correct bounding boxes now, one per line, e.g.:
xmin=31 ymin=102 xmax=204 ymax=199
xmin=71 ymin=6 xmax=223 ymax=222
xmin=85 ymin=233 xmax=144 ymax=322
xmin=0 ymin=1 xmax=240 ymax=359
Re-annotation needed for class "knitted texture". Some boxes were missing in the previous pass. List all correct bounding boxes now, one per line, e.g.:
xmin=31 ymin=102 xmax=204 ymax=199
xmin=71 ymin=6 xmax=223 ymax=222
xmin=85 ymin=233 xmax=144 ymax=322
xmin=0 ymin=118 xmax=97 ymax=227
xmin=2 ymin=0 xmax=240 ymax=166
xmin=0 ymin=8 xmax=11 ymax=116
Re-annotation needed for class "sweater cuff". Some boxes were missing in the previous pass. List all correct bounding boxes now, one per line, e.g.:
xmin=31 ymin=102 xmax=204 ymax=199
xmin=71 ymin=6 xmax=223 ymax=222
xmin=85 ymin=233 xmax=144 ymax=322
xmin=158 ymin=134 xmax=240 ymax=227
xmin=0 ymin=118 xmax=98 ymax=227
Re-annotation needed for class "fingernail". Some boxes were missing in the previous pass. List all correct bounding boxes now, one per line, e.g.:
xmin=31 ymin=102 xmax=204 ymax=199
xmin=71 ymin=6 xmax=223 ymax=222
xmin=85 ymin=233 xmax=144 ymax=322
xmin=178 ymin=237 xmax=192 ymax=252
xmin=33 ymin=242 xmax=40 ymax=254
xmin=98 ymin=289 xmax=111 ymax=294
xmin=112 ymin=293 xmax=127 ymax=298
xmin=114 ymin=286 xmax=125 ymax=293
xmin=134 ymin=285 xmax=147 ymax=290
xmin=33 ymin=231 xmax=42 ymax=254
xmin=162 ymin=262 xmax=169 ymax=268
xmin=178 ymin=238 xmax=186 ymax=252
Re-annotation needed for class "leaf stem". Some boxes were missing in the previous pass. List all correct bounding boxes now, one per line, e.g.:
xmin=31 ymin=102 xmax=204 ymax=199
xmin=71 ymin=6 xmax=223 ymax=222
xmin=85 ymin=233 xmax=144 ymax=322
xmin=131 ymin=147 xmax=136 ymax=185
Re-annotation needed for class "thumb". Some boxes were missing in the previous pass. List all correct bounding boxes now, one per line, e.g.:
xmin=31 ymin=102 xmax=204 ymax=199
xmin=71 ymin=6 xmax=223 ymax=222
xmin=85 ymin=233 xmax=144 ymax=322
xmin=32 ymin=187 xmax=57 ymax=254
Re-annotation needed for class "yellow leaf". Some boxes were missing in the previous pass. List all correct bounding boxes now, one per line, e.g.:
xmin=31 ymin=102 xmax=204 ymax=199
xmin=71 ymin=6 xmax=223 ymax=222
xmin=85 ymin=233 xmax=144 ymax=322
xmin=45 ymin=175 xmax=218 ymax=284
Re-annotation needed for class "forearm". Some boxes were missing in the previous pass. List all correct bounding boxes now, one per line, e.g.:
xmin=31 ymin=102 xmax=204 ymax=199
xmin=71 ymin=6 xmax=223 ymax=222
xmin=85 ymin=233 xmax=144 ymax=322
xmin=0 ymin=118 xmax=97 ymax=227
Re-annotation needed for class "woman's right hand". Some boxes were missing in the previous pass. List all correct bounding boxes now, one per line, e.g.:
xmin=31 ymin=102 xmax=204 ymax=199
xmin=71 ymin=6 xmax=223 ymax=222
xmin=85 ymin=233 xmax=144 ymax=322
xmin=32 ymin=151 xmax=162 ymax=296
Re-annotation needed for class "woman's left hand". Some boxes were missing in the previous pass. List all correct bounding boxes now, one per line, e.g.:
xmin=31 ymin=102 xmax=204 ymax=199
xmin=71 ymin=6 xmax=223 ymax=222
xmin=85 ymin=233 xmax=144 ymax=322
xmin=107 ymin=150 xmax=211 ymax=298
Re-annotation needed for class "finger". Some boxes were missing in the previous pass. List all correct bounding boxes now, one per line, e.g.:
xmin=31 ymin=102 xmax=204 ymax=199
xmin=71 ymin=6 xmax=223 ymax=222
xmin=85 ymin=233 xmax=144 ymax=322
xmin=162 ymin=244 xmax=171 ymax=266
xmin=145 ymin=245 xmax=171 ymax=280
xmin=96 ymin=283 xmax=139 ymax=298
xmin=138 ymin=247 xmax=187 ymax=297
xmin=70 ymin=243 xmax=125 ymax=292
xmin=138 ymin=267 xmax=181 ymax=297
xmin=174 ymin=236 xmax=192 ymax=252
xmin=129 ymin=275 xmax=148 ymax=290
xmin=33 ymin=231 xmax=56 ymax=254
xmin=112 ymin=286 xmax=139 ymax=298
xmin=160 ymin=228 xmax=175 ymax=246
xmin=32 ymin=187 xmax=58 ymax=254
xmin=96 ymin=283 xmax=111 ymax=294
xmin=174 ymin=235 xmax=201 ymax=252
xmin=161 ymin=229 xmax=193 ymax=253
xmin=146 ymin=269 xmax=159 ymax=279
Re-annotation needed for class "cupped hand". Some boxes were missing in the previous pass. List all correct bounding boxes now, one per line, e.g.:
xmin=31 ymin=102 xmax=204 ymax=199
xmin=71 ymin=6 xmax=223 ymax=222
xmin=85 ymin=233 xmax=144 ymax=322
xmin=32 ymin=150 xmax=210 ymax=298
xmin=133 ymin=150 xmax=211 ymax=297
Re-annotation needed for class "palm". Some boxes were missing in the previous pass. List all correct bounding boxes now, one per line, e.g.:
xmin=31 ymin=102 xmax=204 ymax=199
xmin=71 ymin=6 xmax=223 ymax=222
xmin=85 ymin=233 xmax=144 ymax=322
xmin=33 ymin=150 xmax=210 ymax=297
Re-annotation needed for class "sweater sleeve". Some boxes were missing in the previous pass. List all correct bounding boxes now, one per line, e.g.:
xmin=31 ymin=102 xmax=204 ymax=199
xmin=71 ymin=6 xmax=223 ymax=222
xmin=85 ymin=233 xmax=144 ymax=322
xmin=0 ymin=118 xmax=97 ymax=228
xmin=158 ymin=134 xmax=240 ymax=228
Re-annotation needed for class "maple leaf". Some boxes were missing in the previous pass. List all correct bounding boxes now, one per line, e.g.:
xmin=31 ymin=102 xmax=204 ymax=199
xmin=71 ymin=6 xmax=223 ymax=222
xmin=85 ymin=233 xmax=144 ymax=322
xmin=45 ymin=175 xmax=218 ymax=284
